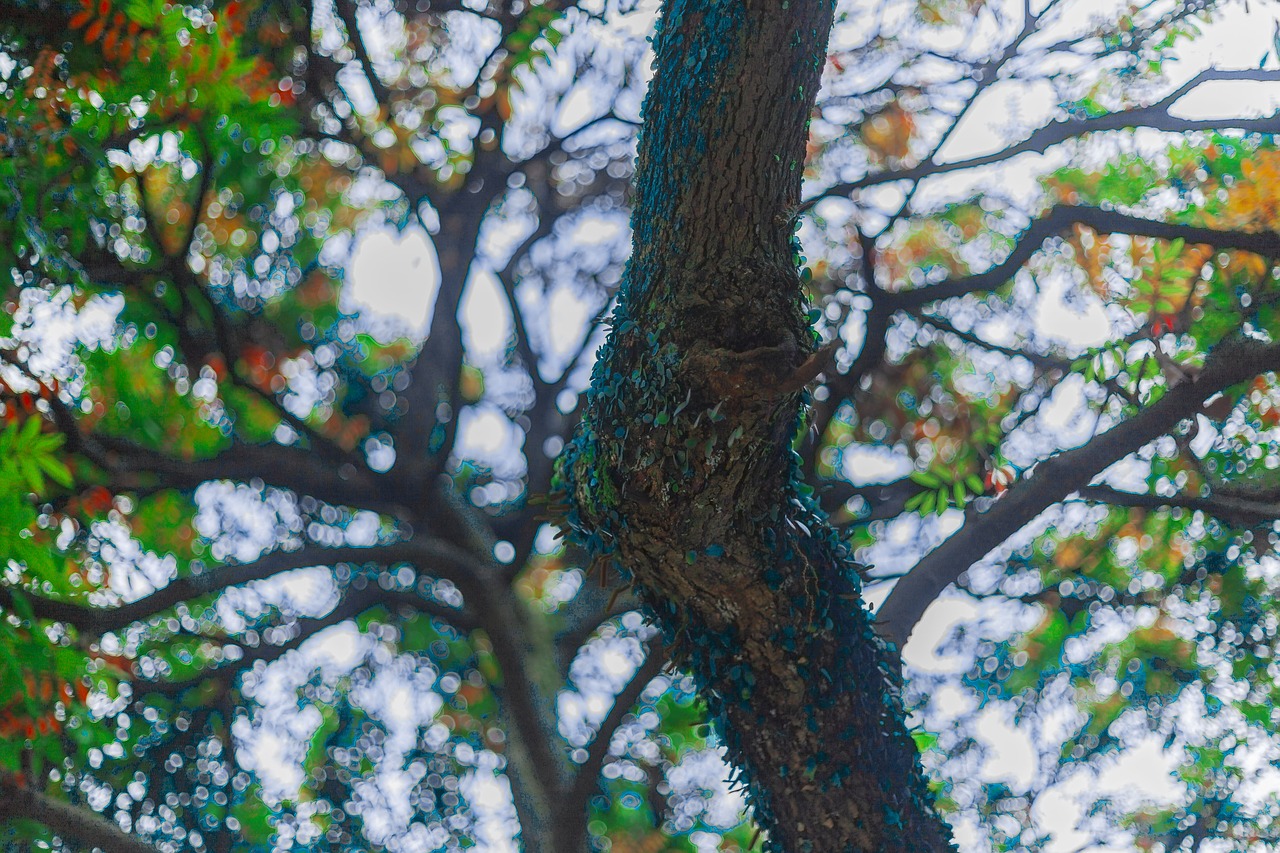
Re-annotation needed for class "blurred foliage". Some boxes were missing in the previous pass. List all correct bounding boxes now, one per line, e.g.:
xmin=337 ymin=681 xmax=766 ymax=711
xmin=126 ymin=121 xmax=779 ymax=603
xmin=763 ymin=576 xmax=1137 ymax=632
xmin=3 ymin=0 xmax=1280 ymax=851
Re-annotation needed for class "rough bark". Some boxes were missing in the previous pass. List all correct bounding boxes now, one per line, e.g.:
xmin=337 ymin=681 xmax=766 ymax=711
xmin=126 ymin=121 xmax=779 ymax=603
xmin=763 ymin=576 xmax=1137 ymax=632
xmin=563 ymin=3 xmax=952 ymax=851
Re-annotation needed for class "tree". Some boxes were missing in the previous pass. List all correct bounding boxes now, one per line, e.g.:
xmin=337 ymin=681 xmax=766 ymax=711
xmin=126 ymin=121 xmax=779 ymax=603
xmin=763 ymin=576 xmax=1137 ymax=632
xmin=560 ymin=2 xmax=946 ymax=850
xmin=3 ymin=0 xmax=1280 ymax=851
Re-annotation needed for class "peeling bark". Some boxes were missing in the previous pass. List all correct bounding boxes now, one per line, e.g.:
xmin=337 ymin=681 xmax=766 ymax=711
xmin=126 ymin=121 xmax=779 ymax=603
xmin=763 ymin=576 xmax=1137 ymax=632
xmin=563 ymin=2 xmax=953 ymax=850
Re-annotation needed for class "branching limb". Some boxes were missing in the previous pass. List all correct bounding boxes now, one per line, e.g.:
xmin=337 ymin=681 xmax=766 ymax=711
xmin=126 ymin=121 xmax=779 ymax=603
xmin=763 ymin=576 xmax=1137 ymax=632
xmin=845 ymin=0 xmax=1045 ymax=228
xmin=909 ymin=309 xmax=1075 ymax=373
xmin=809 ymin=69 xmax=1280 ymax=205
xmin=0 ymin=541 xmax=460 ymax=636
xmin=0 ymin=771 xmax=160 ymax=853
xmin=1076 ymin=484 xmax=1280 ymax=528
xmin=893 ymin=205 xmax=1280 ymax=308
xmin=464 ymin=582 xmax=575 ymax=849
xmin=877 ymin=334 xmax=1280 ymax=648
xmin=92 ymin=433 xmax=402 ymax=516
xmin=554 ymin=576 xmax=642 ymax=674
xmin=563 ymin=638 xmax=668 ymax=816
xmin=134 ymin=585 xmax=474 ymax=699
xmin=334 ymin=0 xmax=395 ymax=107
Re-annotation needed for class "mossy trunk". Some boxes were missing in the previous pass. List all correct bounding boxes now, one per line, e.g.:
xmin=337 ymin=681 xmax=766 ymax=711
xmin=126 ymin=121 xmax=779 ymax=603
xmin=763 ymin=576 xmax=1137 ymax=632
xmin=563 ymin=2 xmax=955 ymax=851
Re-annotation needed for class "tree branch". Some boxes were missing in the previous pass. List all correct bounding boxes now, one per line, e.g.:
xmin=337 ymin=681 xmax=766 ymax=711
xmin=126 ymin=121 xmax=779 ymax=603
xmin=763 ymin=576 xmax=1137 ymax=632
xmin=0 ymin=772 xmax=159 ymax=853
xmin=1076 ymin=484 xmax=1280 ymax=527
xmin=863 ymin=0 xmax=1043 ymax=229
xmin=393 ymin=201 xmax=486 ymax=487
xmin=892 ymin=205 xmax=1280 ymax=308
xmin=553 ymin=573 xmax=642 ymax=675
xmin=92 ymin=434 xmax=402 ymax=517
xmin=910 ymin=309 xmax=1075 ymax=372
xmin=465 ymin=583 xmax=575 ymax=850
xmin=876 ymin=335 xmax=1280 ymax=648
xmin=564 ymin=639 xmax=667 ymax=815
xmin=334 ymin=0 xmax=395 ymax=108
xmin=0 ymin=541 xmax=455 ymax=636
xmin=134 ymin=584 xmax=474 ymax=699
xmin=808 ymin=69 xmax=1280 ymax=205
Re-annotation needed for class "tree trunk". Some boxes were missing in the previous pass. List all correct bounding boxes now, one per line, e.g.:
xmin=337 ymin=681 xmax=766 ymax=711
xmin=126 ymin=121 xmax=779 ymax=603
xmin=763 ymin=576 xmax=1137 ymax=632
xmin=564 ymin=2 xmax=954 ymax=851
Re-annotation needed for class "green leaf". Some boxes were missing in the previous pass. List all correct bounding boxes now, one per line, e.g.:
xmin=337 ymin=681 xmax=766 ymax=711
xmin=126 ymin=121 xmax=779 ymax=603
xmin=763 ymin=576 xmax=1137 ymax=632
xmin=910 ymin=469 xmax=941 ymax=488
xmin=18 ymin=458 xmax=43 ymax=493
xmin=123 ymin=0 xmax=161 ymax=28
xmin=36 ymin=455 xmax=73 ymax=489
xmin=19 ymin=415 xmax=41 ymax=445
xmin=912 ymin=730 xmax=939 ymax=752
